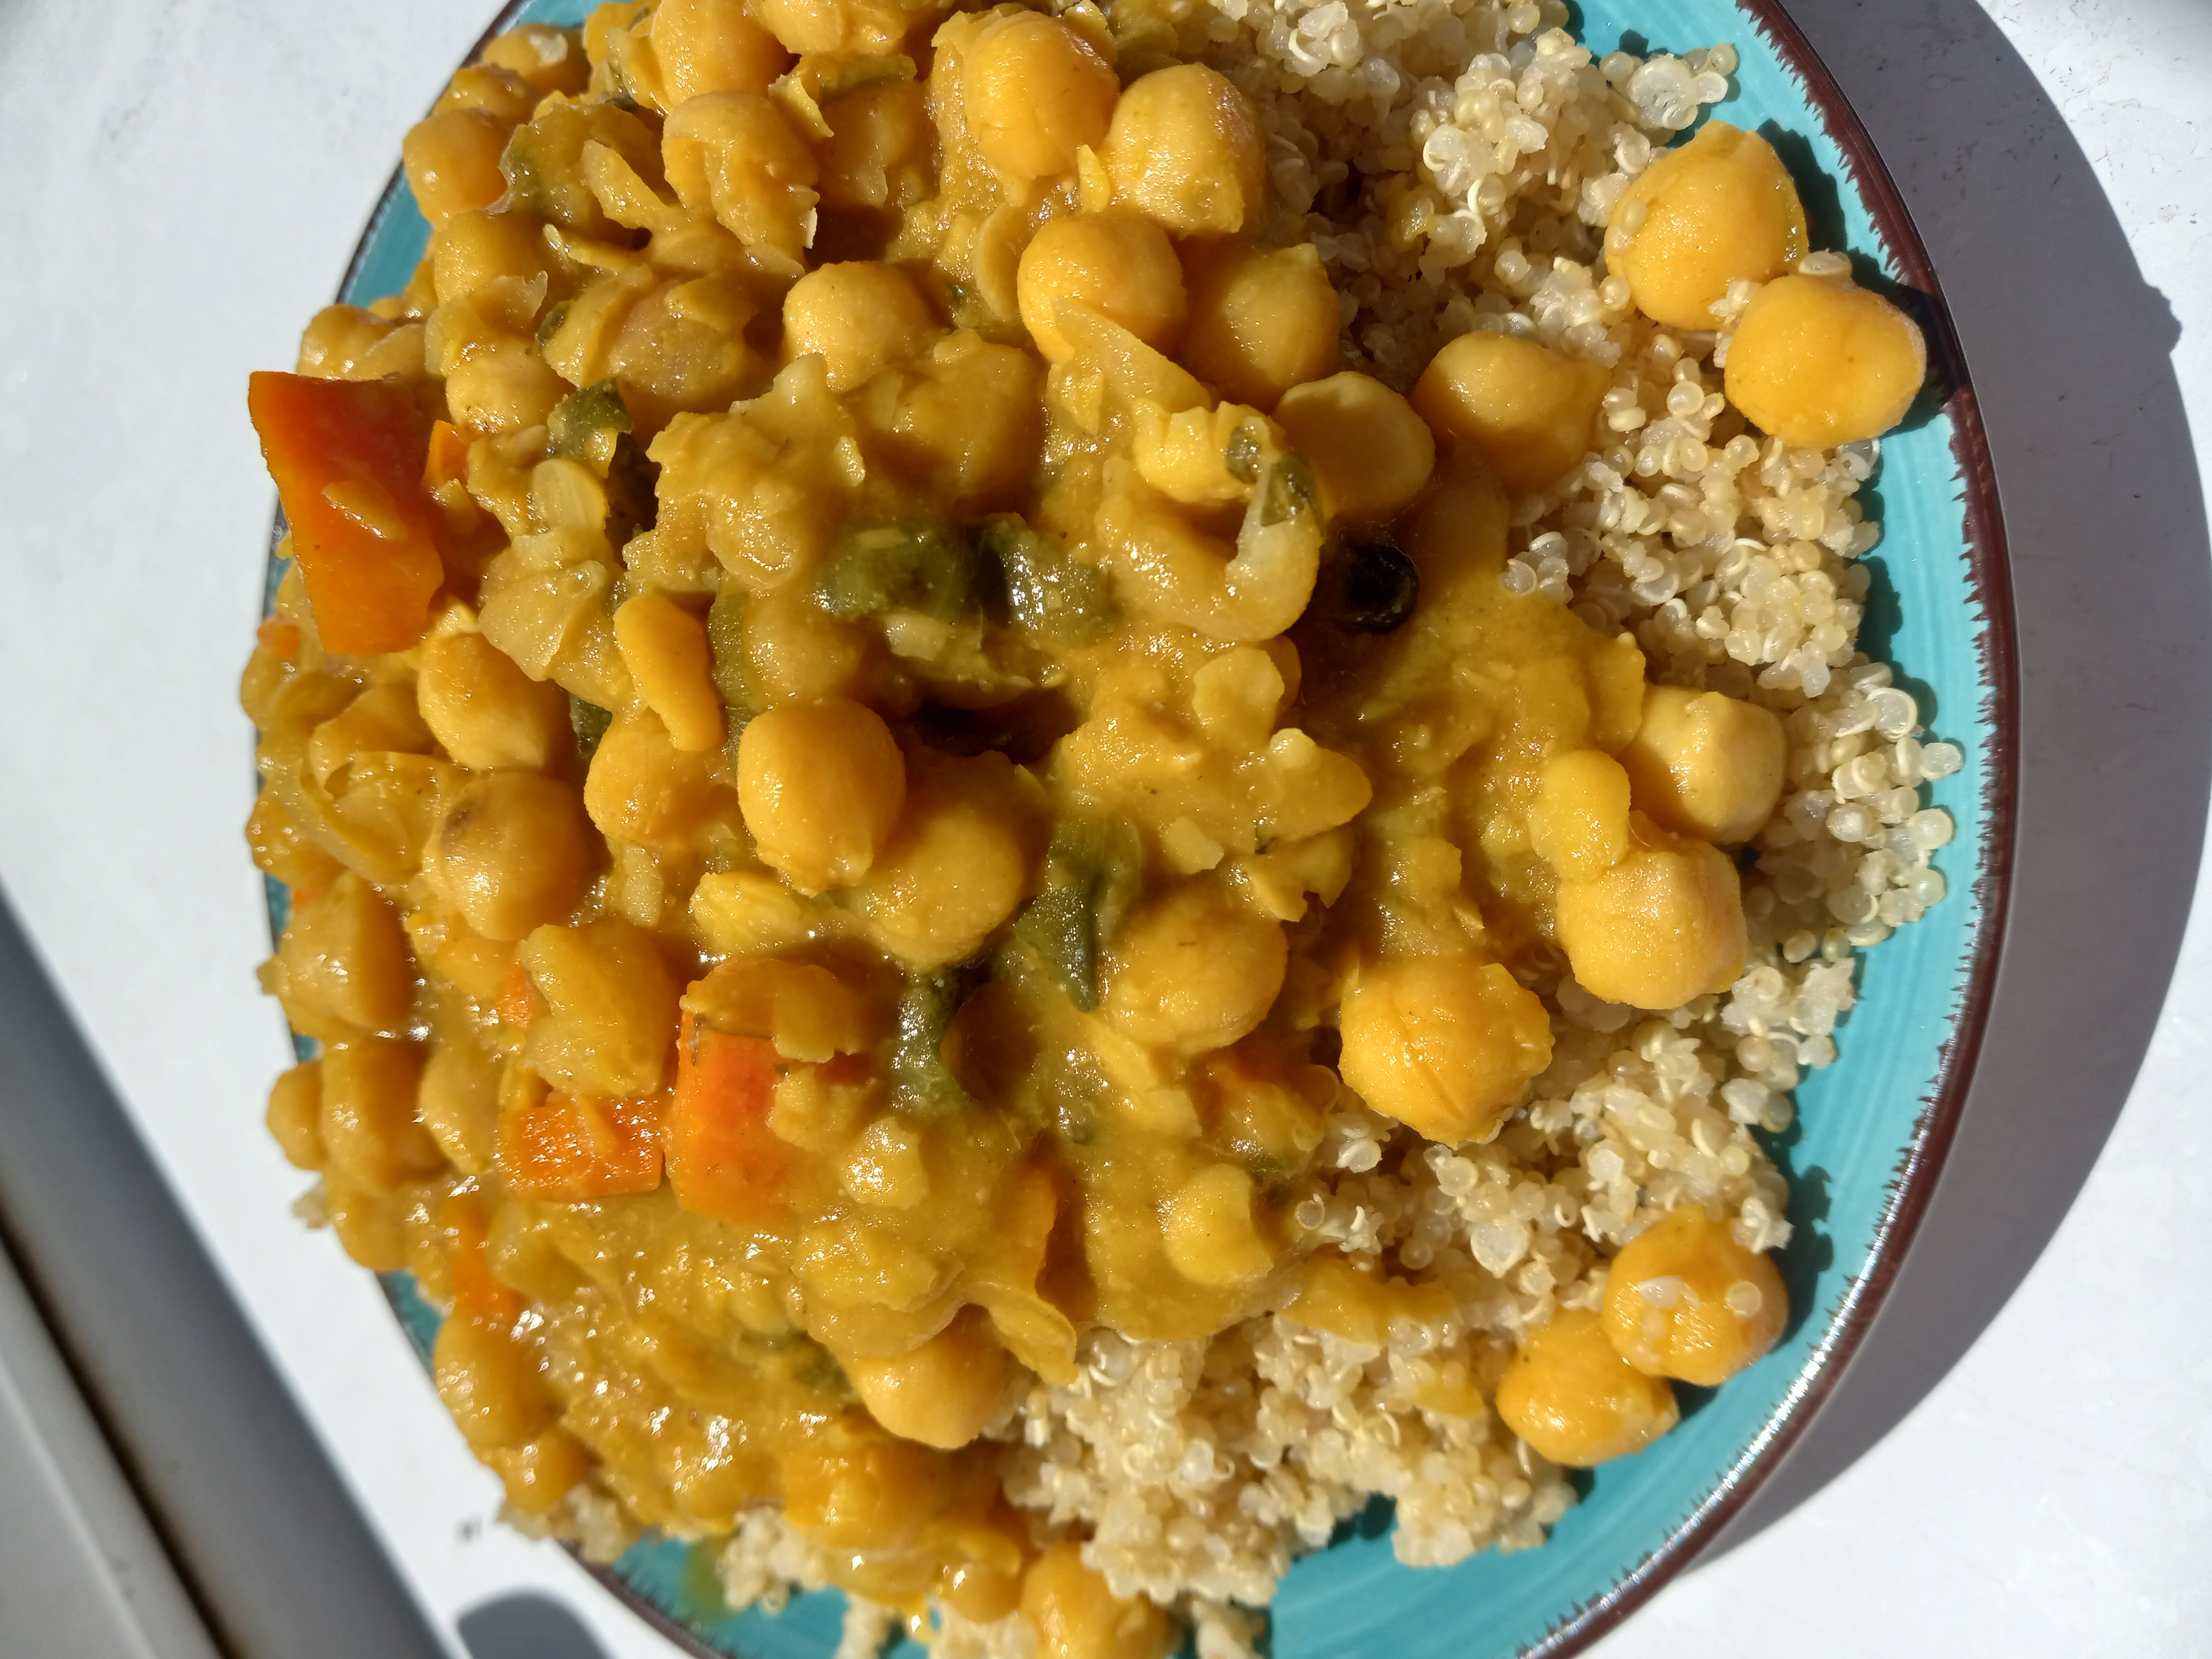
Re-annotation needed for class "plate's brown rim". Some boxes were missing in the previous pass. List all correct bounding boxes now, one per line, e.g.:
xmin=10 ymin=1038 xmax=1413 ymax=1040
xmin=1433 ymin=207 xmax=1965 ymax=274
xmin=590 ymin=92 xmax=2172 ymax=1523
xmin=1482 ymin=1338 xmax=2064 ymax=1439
xmin=305 ymin=1 xmax=2023 ymax=1655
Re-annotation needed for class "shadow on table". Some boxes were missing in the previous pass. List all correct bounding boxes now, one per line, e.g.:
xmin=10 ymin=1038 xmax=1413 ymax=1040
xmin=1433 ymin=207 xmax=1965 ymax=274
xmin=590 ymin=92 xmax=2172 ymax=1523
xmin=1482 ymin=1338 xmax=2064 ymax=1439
xmin=1708 ymin=0 xmax=2212 ymax=1556
xmin=459 ymin=1593 xmax=614 ymax=1659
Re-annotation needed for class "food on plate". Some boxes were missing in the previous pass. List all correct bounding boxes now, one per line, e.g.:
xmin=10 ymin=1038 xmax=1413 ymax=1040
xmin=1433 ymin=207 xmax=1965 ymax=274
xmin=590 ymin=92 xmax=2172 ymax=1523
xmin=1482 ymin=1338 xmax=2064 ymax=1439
xmin=240 ymin=1 xmax=1961 ymax=1653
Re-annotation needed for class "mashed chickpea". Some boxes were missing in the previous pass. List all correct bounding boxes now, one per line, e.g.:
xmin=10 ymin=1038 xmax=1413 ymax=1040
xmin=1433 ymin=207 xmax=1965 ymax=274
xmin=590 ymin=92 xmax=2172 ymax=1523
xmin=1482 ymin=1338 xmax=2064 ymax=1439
xmin=244 ymin=3 xmax=1948 ymax=1653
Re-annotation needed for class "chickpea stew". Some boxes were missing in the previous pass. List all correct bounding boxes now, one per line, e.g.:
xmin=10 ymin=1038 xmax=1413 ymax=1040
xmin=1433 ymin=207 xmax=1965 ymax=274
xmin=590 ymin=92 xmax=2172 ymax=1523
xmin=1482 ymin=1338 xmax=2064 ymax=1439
xmin=242 ymin=1 xmax=1964 ymax=1654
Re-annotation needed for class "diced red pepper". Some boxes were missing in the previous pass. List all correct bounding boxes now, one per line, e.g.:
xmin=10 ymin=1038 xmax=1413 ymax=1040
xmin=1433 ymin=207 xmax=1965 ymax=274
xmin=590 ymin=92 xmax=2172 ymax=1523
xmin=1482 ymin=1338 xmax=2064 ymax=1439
xmin=497 ymin=1091 xmax=666 ymax=1202
xmin=665 ymin=1011 xmax=791 ymax=1227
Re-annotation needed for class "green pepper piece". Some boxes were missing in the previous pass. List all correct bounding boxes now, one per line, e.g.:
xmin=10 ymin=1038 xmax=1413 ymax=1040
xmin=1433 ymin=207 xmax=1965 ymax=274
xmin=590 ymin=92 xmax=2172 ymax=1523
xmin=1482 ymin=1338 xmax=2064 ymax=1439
xmin=1013 ymin=815 xmax=1143 ymax=1010
xmin=891 ymin=958 xmax=991 ymax=1117
xmin=976 ymin=517 xmax=1110 ymax=646
xmin=816 ymin=519 xmax=980 ymax=623
xmin=569 ymin=695 xmax=613 ymax=761
xmin=706 ymin=585 xmax=753 ymax=773
xmin=549 ymin=378 xmax=634 ymax=473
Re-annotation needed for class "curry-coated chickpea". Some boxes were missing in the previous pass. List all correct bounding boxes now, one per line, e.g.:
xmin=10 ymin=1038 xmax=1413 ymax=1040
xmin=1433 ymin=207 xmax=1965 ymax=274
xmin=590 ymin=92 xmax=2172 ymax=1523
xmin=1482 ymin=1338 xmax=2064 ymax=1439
xmin=1724 ymin=272 xmax=1927 ymax=448
xmin=519 ymin=918 xmax=680 ymax=1098
xmin=662 ymin=92 xmax=820 ymax=263
xmin=481 ymin=1426 xmax=596 ymax=1515
xmin=1616 ymin=685 xmax=1786 ymax=845
xmin=417 ymin=1035 xmax=502 ymax=1175
xmin=1529 ymin=748 xmax=1633 ymax=883
xmin=857 ymin=750 xmax=1034 ymax=969
xmin=1411 ymin=330 xmax=1610 ymax=495
xmin=1103 ymin=879 xmax=1286 ymax=1055
xmin=1181 ymin=242 xmax=1340 ymax=409
xmin=431 ymin=210 xmax=550 ymax=306
xmin=433 ymin=1311 xmax=559 ymax=1450
xmin=319 ymin=1039 xmax=443 ymax=1193
xmin=781 ymin=262 xmax=938 ymax=391
xmin=1495 ymin=1306 xmax=1680 ymax=1467
xmin=1163 ymin=1163 xmax=1275 ymax=1287
xmin=324 ymin=1178 xmax=408 ymax=1273
xmin=961 ymin=10 xmax=1119 ymax=188
xmin=1099 ymin=64 xmax=1267 ymax=238
xmin=246 ymin=789 xmax=344 ymax=893
xmin=816 ymin=79 xmax=934 ymax=211
xmin=1337 ymin=955 xmax=1554 ymax=1144
xmin=1021 ymin=1542 xmax=1176 ymax=1659
xmin=842 ymin=1312 xmax=1009 ymax=1450
xmin=584 ymin=708 xmax=728 ymax=852
xmin=276 ymin=871 xmax=417 ymax=1035
xmin=445 ymin=343 xmax=569 ymax=435
xmin=1272 ymin=371 xmax=1435 ymax=524
xmin=1602 ymin=1204 xmax=1787 ymax=1386
xmin=295 ymin=305 xmax=423 ymax=381
xmin=613 ymin=592 xmax=723 ymax=753
xmin=402 ymin=108 xmax=512 ymax=226
xmin=652 ymin=0 xmax=790 ymax=103
xmin=737 ymin=697 xmax=907 ymax=894
xmin=1554 ymin=814 xmax=1746 ymax=1009
xmin=265 ymin=1059 xmax=326 ymax=1171
xmin=748 ymin=0 xmax=937 ymax=56
xmin=417 ymin=630 xmax=573 ymax=772
xmin=742 ymin=589 xmax=873 ymax=704
xmin=1605 ymin=122 xmax=1808 ymax=331
xmin=481 ymin=23 xmax=590 ymax=98
xmin=426 ymin=772 xmax=598 ymax=943
xmin=1016 ymin=213 xmax=1187 ymax=365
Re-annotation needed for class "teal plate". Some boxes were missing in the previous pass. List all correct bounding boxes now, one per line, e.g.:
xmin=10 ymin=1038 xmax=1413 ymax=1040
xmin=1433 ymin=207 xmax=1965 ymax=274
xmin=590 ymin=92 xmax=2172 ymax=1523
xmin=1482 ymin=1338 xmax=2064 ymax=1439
xmin=265 ymin=2 xmax=2016 ymax=1653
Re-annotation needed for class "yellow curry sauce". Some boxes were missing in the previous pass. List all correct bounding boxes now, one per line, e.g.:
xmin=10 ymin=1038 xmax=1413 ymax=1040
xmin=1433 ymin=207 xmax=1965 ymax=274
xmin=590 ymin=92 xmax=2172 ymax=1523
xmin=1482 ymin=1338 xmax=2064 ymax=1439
xmin=241 ymin=0 xmax=1926 ymax=1642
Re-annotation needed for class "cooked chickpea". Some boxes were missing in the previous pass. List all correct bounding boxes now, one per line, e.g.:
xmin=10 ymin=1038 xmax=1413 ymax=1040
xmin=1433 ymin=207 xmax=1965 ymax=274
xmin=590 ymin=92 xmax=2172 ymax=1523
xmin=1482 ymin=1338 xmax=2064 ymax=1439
xmin=445 ymin=343 xmax=569 ymax=434
xmin=1724 ymin=272 xmax=1927 ymax=447
xmin=962 ymin=11 xmax=1118 ymax=187
xmin=1016 ymin=213 xmax=1187 ymax=365
xmin=651 ymin=0 xmax=790 ymax=103
xmin=584 ymin=708 xmax=728 ymax=852
xmin=843 ymin=1312 xmax=1009 ymax=1450
xmin=481 ymin=1426 xmax=595 ymax=1515
xmin=1496 ymin=1306 xmax=1680 ymax=1467
xmin=613 ymin=592 xmax=723 ymax=752
xmin=1602 ymin=1204 xmax=1787 ymax=1386
xmin=737 ymin=697 xmax=907 ymax=894
xmin=265 ymin=1059 xmax=326 ymax=1171
xmin=1021 ymin=1541 xmax=1175 ymax=1659
xmin=1099 ymin=65 xmax=1267 ymax=238
xmin=781 ymin=261 xmax=938 ymax=391
xmin=319 ymin=1039 xmax=443 ymax=1193
xmin=1617 ymin=685 xmax=1786 ymax=845
xmin=741 ymin=589 xmax=873 ymax=704
xmin=1272 ymin=371 xmax=1435 ymax=524
xmin=323 ymin=1178 xmax=407 ymax=1273
xmin=662 ymin=92 xmax=820 ymax=263
xmin=885 ymin=333 xmax=1045 ymax=508
xmin=816 ymin=79 xmax=934 ymax=211
xmin=296 ymin=305 xmax=424 ymax=381
xmin=417 ymin=630 xmax=572 ymax=772
xmin=246 ymin=789 xmax=343 ymax=892
xmin=433 ymin=1311 xmax=558 ymax=1449
xmin=481 ymin=23 xmax=589 ymax=98
xmin=1337 ymin=955 xmax=1553 ymax=1144
xmin=748 ymin=0 xmax=935 ymax=57
xmin=1410 ymin=330 xmax=1610 ymax=494
xmin=1163 ymin=1163 xmax=1274 ymax=1287
xmin=431 ymin=209 xmax=549 ymax=305
xmin=417 ymin=1036 xmax=501 ymax=1174
xmin=1554 ymin=815 xmax=1746 ymax=1008
xmin=426 ymin=772 xmax=597 ymax=942
xmin=518 ymin=917 xmax=680 ymax=1098
xmin=1606 ymin=122 xmax=1807 ymax=331
xmin=857 ymin=750 xmax=1034 ymax=969
xmin=1103 ymin=879 xmax=1287 ymax=1056
xmin=1529 ymin=748 xmax=1633 ymax=883
xmin=275 ymin=871 xmax=417 ymax=1035
xmin=1181 ymin=242 xmax=1340 ymax=408
xmin=401 ymin=108 xmax=512 ymax=226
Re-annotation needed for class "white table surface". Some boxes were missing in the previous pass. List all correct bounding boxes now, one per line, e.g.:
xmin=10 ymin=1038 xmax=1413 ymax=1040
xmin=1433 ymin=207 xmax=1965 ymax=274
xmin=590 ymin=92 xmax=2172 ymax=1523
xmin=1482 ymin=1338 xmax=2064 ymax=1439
xmin=2 ymin=1 xmax=2208 ymax=1655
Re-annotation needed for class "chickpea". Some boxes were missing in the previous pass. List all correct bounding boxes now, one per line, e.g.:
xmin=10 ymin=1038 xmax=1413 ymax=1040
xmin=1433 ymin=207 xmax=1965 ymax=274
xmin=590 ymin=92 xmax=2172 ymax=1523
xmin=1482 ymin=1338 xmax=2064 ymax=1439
xmin=843 ymin=1312 xmax=1009 ymax=1450
xmin=324 ymin=1178 xmax=407 ymax=1273
xmin=1017 ymin=213 xmax=1187 ymax=365
xmin=584 ymin=708 xmax=728 ymax=852
xmin=417 ymin=631 xmax=572 ymax=772
xmin=883 ymin=332 xmax=1044 ymax=509
xmin=1554 ymin=814 xmax=1746 ymax=1009
xmin=418 ymin=1036 xmax=501 ymax=1175
xmin=401 ymin=108 xmax=512 ymax=226
xmin=246 ymin=789 xmax=343 ymax=892
xmin=1603 ymin=1204 xmax=1788 ymax=1386
xmin=748 ymin=0 xmax=939 ymax=56
xmin=1496 ymin=1306 xmax=1679 ymax=1467
xmin=817 ymin=79 xmax=934 ymax=212
xmin=1163 ymin=1163 xmax=1274 ymax=1287
xmin=265 ymin=1059 xmax=326 ymax=1171
xmin=1336 ymin=955 xmax=1553 ymax=1144
xmin=481 ymin=24 xmax=590 ymax=98
xmin=1529 ymin=748 xmax=1633 ymax=883
xmin=781 ymin=262 xmax=938 ymax=391
xmin=275 ymin=871 xmax=417 ymax=1035
xmin=736 ymin=697 xmax=906 ymax=894
xmin=1181 ymin=242 xmax=1339 ymax=409
xmin=517 ymin=917 xmax=680 ymax=1098
xmin=1103 ymin=879 xmax=1287 ymax=1056
xmin=433 ymin=1311 xmax=559 ymax=1449
xmin=319 ymin=1039 xmax=443 ymax=1193
xmin=481 ymin=1426 xmax=595 ymax=1515
xmin=445 ymin=343 xmax=568 ymax=435
xmin=1606 ymin=122 xmax=1807 ymax=331
xmin=741 ymin=589 xmax=872 ymax=705
xmin=651 ymin=0 xmax=790 ymax=103
xmin=857 ymin=749 xmax=1034 ymax=969
xmin=1724 ymin=272 xmax=1927 ymax=448
xmin=1020 ymin=1542 xmax=1175 ymax=1659
xmin=1617 ymin=685 xmax=1786 ymax=845
xmin=431 ymin=209 xmax=549 ymax=306
xmin=1273 ymin=371 xmax=1435 ymax=524
xmin=425 ymin=772 xmax=596 ymax=943
xmin=1100 ymin=65 xmax=1267 ymax=238
xmin=295 ymin=305 xmax=423 ymax=381
xmin=662 ymin=92 xmax=820 ymax=264
xmin=613 ymin=592 xmax=724 ymax=753
xmin=962 ymin=11 xmax=1119 ymax=188
xmin=1410 ymin=330 xmax=1610 ymax=495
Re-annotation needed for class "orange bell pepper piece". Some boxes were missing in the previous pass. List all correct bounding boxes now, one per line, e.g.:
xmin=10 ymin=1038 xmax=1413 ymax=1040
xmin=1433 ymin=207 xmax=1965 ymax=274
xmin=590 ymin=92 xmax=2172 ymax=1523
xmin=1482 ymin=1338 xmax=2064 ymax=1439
xmin=666 ymin=1011 xmax=791 ymax=1226
xmin=247 ymin=371 xmax=445 ymax=655
xmin=444 ymin=1189 xmax=525 ymax=1322
xmin=497 ymin=1091 xmax=666 ymax=1202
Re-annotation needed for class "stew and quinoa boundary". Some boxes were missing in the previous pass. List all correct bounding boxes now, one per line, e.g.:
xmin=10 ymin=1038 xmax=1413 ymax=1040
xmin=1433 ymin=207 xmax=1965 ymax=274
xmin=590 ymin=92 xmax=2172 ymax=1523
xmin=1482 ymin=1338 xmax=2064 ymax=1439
xmin=241 ymin=0 xmax=2012 ymax=1655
